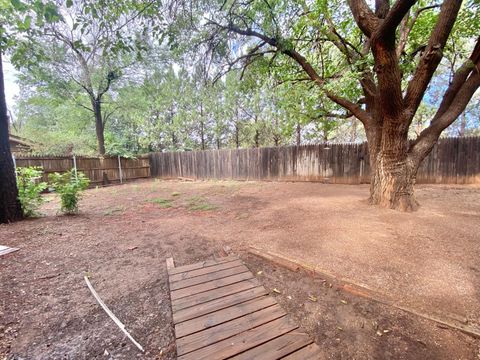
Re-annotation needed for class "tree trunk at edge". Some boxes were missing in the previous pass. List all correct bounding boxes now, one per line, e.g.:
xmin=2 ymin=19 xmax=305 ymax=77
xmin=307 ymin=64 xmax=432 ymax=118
xmin=0 ymin=52 xmax=23 ymax=223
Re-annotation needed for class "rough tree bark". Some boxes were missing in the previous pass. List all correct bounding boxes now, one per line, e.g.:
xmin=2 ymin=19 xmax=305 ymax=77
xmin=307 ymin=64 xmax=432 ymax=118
xmin=0 ymin=52 xmax=23 ymax=223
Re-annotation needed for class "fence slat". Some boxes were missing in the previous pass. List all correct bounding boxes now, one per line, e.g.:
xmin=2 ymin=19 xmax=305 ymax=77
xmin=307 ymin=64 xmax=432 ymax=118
xmin=149 ymin=137 xmax=480 ymax=185
xmin=15 ymin=155 xmax=150 ymax=187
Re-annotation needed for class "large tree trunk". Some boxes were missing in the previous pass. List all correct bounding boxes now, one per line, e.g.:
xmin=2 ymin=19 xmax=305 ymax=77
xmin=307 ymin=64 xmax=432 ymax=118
xmin=366 ymin=118 xmax=419 ymax=212
xmin=0 ymin=52 xmax=23 ymax=223
xmin=370 ymin=148 xmax=418 ymax=212
xmin=92 ymin=98 xmax=106 ymax=155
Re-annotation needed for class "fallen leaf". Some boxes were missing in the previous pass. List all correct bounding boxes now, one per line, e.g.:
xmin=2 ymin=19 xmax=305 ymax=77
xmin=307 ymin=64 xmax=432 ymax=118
xmin=337 ymin=327 xmax=343 ymax=331
xmin=272 ymin=288 xmax=281 ymax=294
xmin=308 ymin=295 xmax=318 ymax=302
xmin=127 ymin=246 xmax=138 ymax=251
xmin=376 ymin=331 xmax=383 ymax=336
xmin=287 ymin=295 xmax=292 ymax=300
xmin=383 ymin=329 xmax=391 ymax=334
xmin=257 ymin=271 xmax=263 ymax=275
xmin=340 ymin=300 xmax=348 ymax=304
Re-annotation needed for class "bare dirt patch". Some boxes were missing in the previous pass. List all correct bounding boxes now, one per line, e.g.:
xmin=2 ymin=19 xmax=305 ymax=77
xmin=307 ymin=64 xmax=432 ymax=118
xmin=1 ymin=179 xmax=479 ymax=359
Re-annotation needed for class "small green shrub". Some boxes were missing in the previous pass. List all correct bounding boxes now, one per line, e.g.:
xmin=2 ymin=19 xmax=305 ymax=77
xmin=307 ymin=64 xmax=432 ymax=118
xmin=187 ymin=196 xmax=217 ymax=211
xmin=49 ymin=170 xmax=90 ymax=214
xmin=16 ymin=166 xmax=48 ymax=217
xmin=150 ymin=198 xmax=173 ymax=208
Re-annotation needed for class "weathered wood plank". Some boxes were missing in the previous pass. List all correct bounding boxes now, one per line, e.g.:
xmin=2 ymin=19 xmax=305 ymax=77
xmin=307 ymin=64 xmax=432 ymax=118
xmin=168 ymin=257 xmax=324 ymax=360
xmin=228 ymin=331 xmax=313 ymax=360
xmin=173 ymin=286 xmax=267 ymax=324
xmin=166 ymin=257 xmax=175 ymax=271
xmin=169 ymin=260 xmax=244 ymax=283
xmin=168 ymin=256 xmax=239 ymax=276
xmin=175 ymin=296 xmax=277 ymax=338
xmin=177 ymin=316 xmax=298 ymax=360
xmin=170 ymin=265 xmax=249 ymax=290
xmin=170 ymin=272 xmax=254 ymax=300
xmin=172 ymin=278 xmax=260 ymax=312
xmin=176 ymin=306 xmax=286 ymax=356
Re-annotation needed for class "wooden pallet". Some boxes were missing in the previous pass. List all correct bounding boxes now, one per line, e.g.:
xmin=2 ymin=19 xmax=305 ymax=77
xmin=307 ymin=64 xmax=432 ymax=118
xmin=167 ymin=256 xmax=324 ymax=360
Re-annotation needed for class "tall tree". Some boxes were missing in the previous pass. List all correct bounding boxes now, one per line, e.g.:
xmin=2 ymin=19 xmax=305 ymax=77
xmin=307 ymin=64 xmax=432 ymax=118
xmin=176 ymin=0 xmax=480 ymax=211
xmin=22 ymin=0 xmax=162 ymax=155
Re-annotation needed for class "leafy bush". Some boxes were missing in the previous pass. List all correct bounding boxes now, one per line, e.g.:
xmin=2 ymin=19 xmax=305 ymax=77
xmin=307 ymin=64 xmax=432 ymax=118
xmin=49 ymin=170 xmax=90 ymax=214
xmin=16 ymin=166 xmax=48 ymax=217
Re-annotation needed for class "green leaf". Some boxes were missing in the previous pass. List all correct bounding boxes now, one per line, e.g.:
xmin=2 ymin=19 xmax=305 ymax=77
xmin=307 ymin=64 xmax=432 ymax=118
xmin=10 ymin=0 xmax=27 ymax=11
xmin=43 ymin=3 xmax=61 ymax=23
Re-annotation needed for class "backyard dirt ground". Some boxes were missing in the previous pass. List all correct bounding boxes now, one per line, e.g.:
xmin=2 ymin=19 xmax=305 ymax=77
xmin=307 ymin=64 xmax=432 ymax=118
xmin=1 ymin=179 xmax=479 ymax=359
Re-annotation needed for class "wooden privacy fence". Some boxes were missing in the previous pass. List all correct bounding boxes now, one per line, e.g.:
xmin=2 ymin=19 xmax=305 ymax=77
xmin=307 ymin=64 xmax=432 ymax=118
xmin=14 ymin=155 xmax=151 ymax=186
xmin=149 ymin=137 xmax=480 ymax=185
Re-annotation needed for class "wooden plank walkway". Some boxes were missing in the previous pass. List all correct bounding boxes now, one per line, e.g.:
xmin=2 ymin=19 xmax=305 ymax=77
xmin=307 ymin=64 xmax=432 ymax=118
xmin=167 ymin=256 xmax=323 ymax=360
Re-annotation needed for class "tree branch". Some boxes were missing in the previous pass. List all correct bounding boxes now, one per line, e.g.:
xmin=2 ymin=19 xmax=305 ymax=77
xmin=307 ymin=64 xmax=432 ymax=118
xmin=409 ymin=38 xmax=480 ymax=162
xmin=432 ymin=37 xmax=480 ymax=121
xmin=326 ymin=92 xmax=372 ymax=125
xmin=409 ymin=71 xmax=480 ymax=163
xmin=375 ymin=0 xmax=417 ymax=43
xmin=403 ymin=0 xmax=463 ymax=115
xmin=97 ymin=71 xmax=116 ymax=99
xmin=208 ymin=20 xmax=375 ymax=126
xmin=396 ymin=4 xmax=441 ymax=57
xmin=347 ymin=0 xmax=379 ymax=38
xmin=207 ymin=20 xmax=325 ymax=84
xmin=375 ymin=0 xmax=390 ymax=18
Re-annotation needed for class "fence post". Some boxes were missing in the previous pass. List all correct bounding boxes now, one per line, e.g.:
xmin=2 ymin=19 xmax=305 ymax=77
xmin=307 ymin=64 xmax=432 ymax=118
xmin=118 ymin=155 xmax=123 ymax=183
xmin=72 ymin=155 xmax=78 ymax=181
xmin=12 ymin=154 xmax=17 ymax=180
